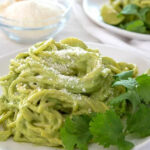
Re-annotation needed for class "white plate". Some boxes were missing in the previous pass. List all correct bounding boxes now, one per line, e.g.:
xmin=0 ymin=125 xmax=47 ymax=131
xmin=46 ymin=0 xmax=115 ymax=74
xmin=0 ymin=43 xmax=150 ymax=150
xmin=83 ymin=0 xmax=150 ymax=40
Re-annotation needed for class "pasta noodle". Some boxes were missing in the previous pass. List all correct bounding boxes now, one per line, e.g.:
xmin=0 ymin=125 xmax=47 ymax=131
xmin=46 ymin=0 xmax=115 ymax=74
xmin=0 ymin=38 xmax=137 ymax=146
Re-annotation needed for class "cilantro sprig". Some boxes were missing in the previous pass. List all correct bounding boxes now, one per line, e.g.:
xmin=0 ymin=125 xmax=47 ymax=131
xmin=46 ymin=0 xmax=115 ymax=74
xmin=136 ymin=74 xmax=150 ymax=104
xmin=127 ymin=104 xmax=150 ymax=137
xmin=117 ymin=4 xmax=150 ymax=34
xmin=60 ymin=72 xmax=150 ymax=150
xmin=110 ymin=71 xmax=150 ymax=112
xmin=60 ymin=115 xmax=92 ymax=150
xmin=90 ymin=110 xmax=134 ymax=150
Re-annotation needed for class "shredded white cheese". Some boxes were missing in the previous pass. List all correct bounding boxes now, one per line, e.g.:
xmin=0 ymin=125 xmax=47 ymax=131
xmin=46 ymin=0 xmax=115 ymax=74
xmin=1 ymin=0 xmax=64 ymax=28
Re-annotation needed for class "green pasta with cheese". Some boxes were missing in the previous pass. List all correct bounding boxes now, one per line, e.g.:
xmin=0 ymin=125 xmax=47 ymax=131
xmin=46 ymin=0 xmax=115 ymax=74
xmin=0 ymin=38 xmax=137 ymax=147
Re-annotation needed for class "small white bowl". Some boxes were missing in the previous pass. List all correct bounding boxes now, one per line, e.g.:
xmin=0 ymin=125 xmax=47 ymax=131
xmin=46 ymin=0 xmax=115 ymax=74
xmin=0 ymin=0 xmax=72 ymax=43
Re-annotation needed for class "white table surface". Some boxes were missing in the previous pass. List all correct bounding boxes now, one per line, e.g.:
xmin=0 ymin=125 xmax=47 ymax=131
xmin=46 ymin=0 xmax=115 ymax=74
xmin=0 ymin=10 xmax=99 ymax=57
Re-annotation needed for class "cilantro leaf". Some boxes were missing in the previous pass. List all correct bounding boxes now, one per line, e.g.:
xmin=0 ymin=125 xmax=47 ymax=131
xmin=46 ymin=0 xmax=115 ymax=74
xmin=125 ymin=20 xmax=147 ymax=33
xmin=111 ymin=75 xmax=141 ymax=112
xmin=114 ymin=70 xmax=133 ymax=80
xmin=127 ymin=104 xmax=150 ymax=137
xmin=110 ymin=92 xmax=130 ymax=105
xmin=90 ymin=110 xmax=134 ymax=150
xmin=113 ymin=78 xmax=137 ymax=90
xmin=140 ymin=7 xmax=150 ymax=28
xmin=118 ymin=141 xmax=134 ymax=150
xmin=120 ymin=4 xmax=140 ymax=16
xmin=110 ymin=90 xmax=140 ymax=112
xmin=136 ymin=74 xmax=150 ymax=104
xmin=119 ymin=4 xmax=150 ymax=33
xmin=60 ymin=115 xmax=92 ymax=150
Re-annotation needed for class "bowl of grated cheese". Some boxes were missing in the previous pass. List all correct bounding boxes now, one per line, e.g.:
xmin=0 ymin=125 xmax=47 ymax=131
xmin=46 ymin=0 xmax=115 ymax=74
xmin=0 ymin=0 xmax=72 ymax=43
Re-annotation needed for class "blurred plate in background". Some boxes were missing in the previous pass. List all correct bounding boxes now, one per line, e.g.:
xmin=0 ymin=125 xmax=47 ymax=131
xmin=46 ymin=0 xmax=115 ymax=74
xmin=83 ymin=0 xmax=150 ymax=40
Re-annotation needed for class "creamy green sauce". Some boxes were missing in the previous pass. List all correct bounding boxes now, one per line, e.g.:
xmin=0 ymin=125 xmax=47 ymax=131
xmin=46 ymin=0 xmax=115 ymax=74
xmin=0 ymin=38 xmax=137 ymax=147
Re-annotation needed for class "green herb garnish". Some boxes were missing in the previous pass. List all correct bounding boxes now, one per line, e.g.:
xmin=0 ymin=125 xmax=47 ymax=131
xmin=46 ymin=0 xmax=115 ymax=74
xmin=61 ymin=72 xmax=150 ymax=150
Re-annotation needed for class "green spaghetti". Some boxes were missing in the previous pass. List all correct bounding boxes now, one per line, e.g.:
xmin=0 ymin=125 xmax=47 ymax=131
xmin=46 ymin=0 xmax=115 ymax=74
xmin=0 ymin=38 xmax=137 ymax=147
